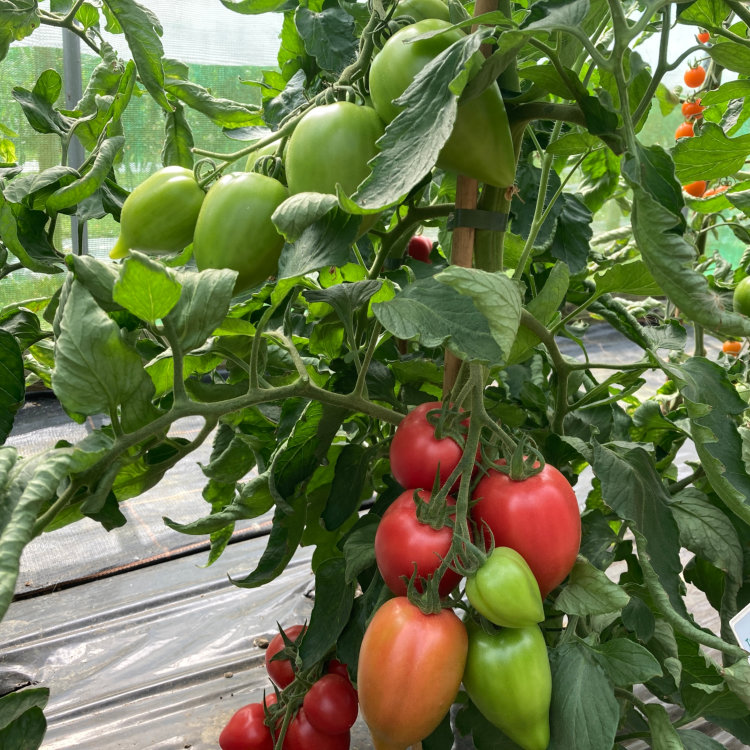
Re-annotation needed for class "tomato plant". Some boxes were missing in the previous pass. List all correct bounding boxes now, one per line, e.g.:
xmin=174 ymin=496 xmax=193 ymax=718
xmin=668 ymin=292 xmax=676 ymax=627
xmin=357 ymin=598 xmax=467 ymax=749
xmin=192 ymin=172 xmax=288 ymax=293
xmin=219 ymin=702 xmax=275 ymax=750
xmin=471 ymin=463 xmax=581 ymax=598
xmin=302 ymin=674 xmax=358 ymax=735
xmin=265 ymin=625 xmax=306 ymax=689
xmin=375 ymin=488 xmax=463 ymax=596
xmin=684 ymin=64 xmax=706 ymax=88
xmin=674 ymin=121 xmax=695 ymax=139
xmin=3 ymin=2 xmax=750 ymax=750
xmin=407 ymin=234 xmax=433 ymax=263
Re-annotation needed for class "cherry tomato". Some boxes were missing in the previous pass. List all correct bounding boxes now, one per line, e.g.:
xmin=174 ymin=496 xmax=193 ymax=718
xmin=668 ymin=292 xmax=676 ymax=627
xmin=407 ymin=235 xmax=433 ymax=263
xmin=265 ymin=624 xmax=306 ymax=688
xmin=723 ymin=340 xmax=742 ymax=356
xmin=389 ymin=402 xmax=464 ymax=490
xmin=471 ymin=462 xmax=581 ymax=598
xmin=696 ymin=30 xmax=710 ymax=44
xmin=703 ymin=185 xmax=729 ymax=197
xmin=734 ymin=277 xmax=750 ymax=317
xmin=303 ymin=674 xmax=359 ymax=735
xmin=675 ymin=121 xmax=695 ymax=139
xmin=357 ymin=598 xmax=468 ymax=750
xmin=684 ymin=65 xmax=706 ymax=88
xmin=219 ymin=702 xmax=274 ymax=750
xmin=681 ymin=98 xmax=704 ymax=118
xmin=375 ymin=489 xmax=463 ymax=597
xmin=683 ymin=180 xmax=707 ymax=197
xmin=283 ymin=708 xmax=350 ymax=750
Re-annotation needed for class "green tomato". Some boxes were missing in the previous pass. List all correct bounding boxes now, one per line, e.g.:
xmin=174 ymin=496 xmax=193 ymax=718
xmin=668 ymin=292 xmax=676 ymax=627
xmin=369 ymin=19 xmax=515 ymax=188
xmin=733 ymin=276 xmax=750 ymax=316
xmin=394 ymin=0 xmax=451 ymax=22
xmin=285 ymin=102 xmax=385 ymax=197
xmin=463 ymin=620 xmax=551 ymax=750
xmin=245 ymin=142 xmax=281 ymax=172
xmin=192 ymin=172 xmax=288 ymax=293
xmin=466 ymin=547 xmax=544 ymax=628
xmin=110 ymin=166 xmax=205 ymax=259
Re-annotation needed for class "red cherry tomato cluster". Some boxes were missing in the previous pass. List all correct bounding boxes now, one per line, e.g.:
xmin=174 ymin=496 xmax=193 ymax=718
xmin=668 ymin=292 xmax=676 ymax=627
xmin=677 ymin=48 xmax=708 ymax=146
xmin=219 ymin=626 xmax=359 ymax=750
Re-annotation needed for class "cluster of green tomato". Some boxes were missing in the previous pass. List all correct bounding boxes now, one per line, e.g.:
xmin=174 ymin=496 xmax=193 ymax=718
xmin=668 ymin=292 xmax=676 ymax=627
xmin=109 ymin=9 xmax=515 ymax=285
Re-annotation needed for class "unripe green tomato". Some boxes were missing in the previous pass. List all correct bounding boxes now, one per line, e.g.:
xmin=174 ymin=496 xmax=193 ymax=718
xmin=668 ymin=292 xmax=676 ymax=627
xmin=466 ymin=547 xmax=544 ymax=628
xmin=192 ymin=172 xmax=288 ymax=293
xmin=110 ymin=166 xmax=205 ymax=259
xmin=395 ymin=0 xmax=451 ymax=22
xmin=244 ymin=142 xmax=280 ymax=172
xmin=463 ymin=620 xmax=551 ymax=750
xmin=733 ymin=276 xmax=750 ymax=317
xmin=369 ymin=19 xmax=515 ymax=188
xmin=285 ymin=102 xmax=385 ymax=197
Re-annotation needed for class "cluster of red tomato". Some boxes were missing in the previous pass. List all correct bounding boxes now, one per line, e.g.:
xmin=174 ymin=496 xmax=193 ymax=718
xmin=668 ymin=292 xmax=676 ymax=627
xmin=219 ymin=626 xmax=358 ymax=750
xmin=356 ymin=402 xmax=582 ymax=749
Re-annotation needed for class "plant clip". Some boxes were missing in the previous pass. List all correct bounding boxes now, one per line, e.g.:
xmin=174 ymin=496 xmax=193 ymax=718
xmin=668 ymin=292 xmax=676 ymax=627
xmin=448 ymin=208 xmax=509 ymax=232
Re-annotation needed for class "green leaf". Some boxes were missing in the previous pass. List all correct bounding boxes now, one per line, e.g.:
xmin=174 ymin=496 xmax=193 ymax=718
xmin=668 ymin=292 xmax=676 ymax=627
xmin=342 ymin=514 xmax=378 ymax=583
xmin=3 ymin=166 xmax=79 ymax=209
xmin=588 ymin=638 xmax=663 ymax=687
xmin=11 ymin=84 xmax=71 ymax=136
xmin=0 ymin=329 xmax=24 ymax=443
xmin=0 ymin=194 xmax=63 ymax=274
xmin=299 ymin=557 xmax=355 ymax=667
xmin=722 ymin=659 xmax=750 ymax=710
xmin=667 ymin=358 xmax=750 ymax=526
xmin=51 ymin=281 xmax=154 ymax=417
xmin=579 ymin=148 xmax=621 ymax=213
xmin=161 ymin=100 xmax=194 ymax=168
xmin=591 ymin=444 xmax=685 ymax=615
xmin=295 ymin=7 xmax=357 ymax=74
xmin=546 ymin=131 xmax=601 ymax=156
xmin=373 ymin=276 xmax=506 ymax=364
xmin=163 ymin=267 xmax=237 ymax=353
xmin=101 ymin=0 xmax=171 ymax=112
xmin=277 ymin=204 xmax=361 ymax=279
xmin=164 ymin=78 xmax=261 ymax=129
xmin=709 ymin=41 xmax=750 ymax=76
xmin=32 ymin=68 xmax=61 ymax=105
xmin=219 ymin=0 xmax=295 ymax=13
xmin=0 ymin=308 xmax=44 ymax=350
xmin=523 ymin=0 xmax=591 ymax=31
xmin=0 ymin=0 xmax=40 ymax=63
xmin=645 ymin=703 xmax=684 ymax=750
xmin=435 ymin=267 xmax=522 ymax=359
xmin=547 ymin=193 xmax=593 ymax=273
xmin=592 ymin=259 xmax=661 ymax=298
xmin=678 ymin=0 xmax=733 ymax=28
xmin=509 ymin=262 xmax=569 ymax=364
xmin=76 ymin=41 xmax=126 ymax=116
xmin=671 ymin=488 xmax=743 ymax=584
xmin=112 ymin=252 xmax=182 ymax=322
xmin=512 ymin=160 xmax=563 ymax=249
xmin=76 ymin=1 xmax=100 ymax=29
xmin=673 ymin=122 xmax=750 ymax=183
xmin=0 ymin=688 xmax=49 ymax=731
xmin=554 ymin=557 xmax=630 ymax=615
xmin=346 ymin=29 xmax=491 ymax=212
xmin=322 ymin=444 xmax=371 ymax=530
xmin=626 ymin=153 xmax=750 ymax=338
xmin=46 ymin=136 xmax=125 ymax=213
xmin=272 ymin=192 xmax=340 ymax=242
xmin=677 ymin=730 xmax=725 ymax=750
xmin=548 ymin=640 xmax=620 ymax=750
xmin=0 ymin=706 xmax=46 ymax=750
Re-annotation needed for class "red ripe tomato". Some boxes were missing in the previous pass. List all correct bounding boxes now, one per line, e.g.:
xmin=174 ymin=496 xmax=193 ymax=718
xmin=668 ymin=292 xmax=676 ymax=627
xmin=357 ymin=598 xmax=468 ymax=750
xmin=471 ymin=463 xmax=581 ymax=598
xmin=219 ymin=702 xmax=274 ymax=750
xmin=375 ymin=489 xmax=462 ymax=597
xmin=265 ymin=625 xmax=306 ymax=688
xmin=303 ymin=674 xmax=359 ymax=735
xmin=389 ymin=402 xmax=464 ymax=490
xmin=723 ymin=340 xmax=742 ymax=356
xmin=407 ymin=235 xmax=433 ymax=263
xmin=283 ymin=708 xmax=350 ymax=750
xmin=683 ymin=180 xmax=707 ymax=197
xmin=696 ymin=30 xmax=710 ymax=44
xmin=684 ymin=65 xmax=706 ymax=88
xmin=675 ymin=121 xmax=695 ymax=139
xmin=681 ymin=98 xmax=704 ymax=118
xmin=325 ymin=658 xmax=350 ymax=680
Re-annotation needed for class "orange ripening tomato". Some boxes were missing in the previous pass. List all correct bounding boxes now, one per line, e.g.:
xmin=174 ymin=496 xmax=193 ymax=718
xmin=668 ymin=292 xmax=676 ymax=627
xmin=681 ymin=99 xmax=704 ymax=118
xmin=675 ymin=121 xmax=695 ymax=139
xmin=703 ymin=185 xmax=729 ymax=198
xmin=357 ymin=598 xmax=468 ymax=750
xmin=696 ymin=30 xmax=710 ymax=44
xmin=684 ymin=65 xmax=706 ymax=88
xmin=723 ymin=340 xmax=742 ymax=356
xmin=683 ymin=181 xmax=707 ymax=198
